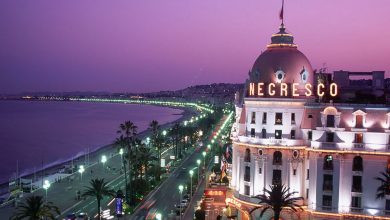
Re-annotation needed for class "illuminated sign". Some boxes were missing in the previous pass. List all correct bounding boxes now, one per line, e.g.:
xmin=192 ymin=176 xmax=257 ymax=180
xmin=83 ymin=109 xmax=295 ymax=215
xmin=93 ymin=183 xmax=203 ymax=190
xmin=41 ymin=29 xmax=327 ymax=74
xmin=225 ymin=198 xmax=242 ymax=208
xmin=248 ymin=82 xmax=338 ymax=97
xmin=115 ymin=198 xmax=123 ymax=216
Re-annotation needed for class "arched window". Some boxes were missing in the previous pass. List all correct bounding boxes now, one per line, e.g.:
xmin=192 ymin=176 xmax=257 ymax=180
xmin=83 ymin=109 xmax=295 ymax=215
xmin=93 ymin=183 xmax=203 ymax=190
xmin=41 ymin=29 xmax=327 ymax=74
xmin=273 ymin=151 xmax=282 ymax=165
xmin=244 ymin=148 xmax=251 ymax=162
xmin=323 ymin=155 xmax=333 ymax=170
xmin=352 ymin=156 xmax=363 ymax=171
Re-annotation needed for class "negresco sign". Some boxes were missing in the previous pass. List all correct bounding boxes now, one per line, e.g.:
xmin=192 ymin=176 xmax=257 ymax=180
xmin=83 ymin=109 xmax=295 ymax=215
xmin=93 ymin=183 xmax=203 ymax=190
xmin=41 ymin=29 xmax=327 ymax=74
xmin=248 ymin=82 xmax=338 ymax=97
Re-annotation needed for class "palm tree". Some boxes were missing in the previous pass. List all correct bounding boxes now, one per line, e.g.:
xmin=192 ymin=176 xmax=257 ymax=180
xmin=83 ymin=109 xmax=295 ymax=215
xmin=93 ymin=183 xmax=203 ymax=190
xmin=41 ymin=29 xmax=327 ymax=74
xmin=250 ymin=184 xmax=303 ymax=220
xmin=82 ymin=178 xmax=115 ymax=220
xmin=11 ymin=195 xmax=60 ymax=220
xmin=113 ymin=136 xmax=129 ymax=204
xmin=117 ymin=120 xmax=138 ymax=205
xmin=170 ymin=123 xmax=182 ymax=159
xmin=375 ymin=168 xmax=390 ymax=199
xmin=137 ymin=143 xmax=157 ymax=181
xmin=149 ymin=120 xmax=165 ymax=181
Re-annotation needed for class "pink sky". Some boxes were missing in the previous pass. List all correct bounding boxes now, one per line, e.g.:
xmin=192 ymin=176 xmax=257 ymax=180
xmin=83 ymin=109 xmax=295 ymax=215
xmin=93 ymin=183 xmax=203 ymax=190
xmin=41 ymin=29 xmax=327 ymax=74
xmin=0 ymin=0 xmax=389 ymax=93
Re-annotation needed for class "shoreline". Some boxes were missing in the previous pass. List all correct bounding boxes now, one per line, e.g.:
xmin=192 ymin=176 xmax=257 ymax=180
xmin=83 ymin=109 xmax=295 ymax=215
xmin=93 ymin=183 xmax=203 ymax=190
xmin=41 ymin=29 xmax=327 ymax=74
xmin=0 ymin=103 xmax=196 ymax=197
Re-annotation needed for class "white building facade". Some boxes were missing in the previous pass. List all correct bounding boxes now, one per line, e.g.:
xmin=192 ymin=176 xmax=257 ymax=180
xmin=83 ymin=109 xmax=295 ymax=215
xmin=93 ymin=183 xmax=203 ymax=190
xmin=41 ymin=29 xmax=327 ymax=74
xmin=229 ymin=23 xmax=390 ymax=220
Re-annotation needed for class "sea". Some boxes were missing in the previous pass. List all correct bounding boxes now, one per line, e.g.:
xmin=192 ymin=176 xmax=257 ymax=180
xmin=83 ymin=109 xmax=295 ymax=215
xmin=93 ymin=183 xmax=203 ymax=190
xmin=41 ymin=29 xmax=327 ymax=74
xmin=0 ymin=100 xmax=183 ymax=184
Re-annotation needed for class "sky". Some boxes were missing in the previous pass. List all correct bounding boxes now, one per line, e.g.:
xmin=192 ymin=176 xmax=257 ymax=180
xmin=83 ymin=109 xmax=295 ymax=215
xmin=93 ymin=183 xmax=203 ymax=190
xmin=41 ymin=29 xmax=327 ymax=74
xmin=0 ymin=0 xmax=389 ymax=94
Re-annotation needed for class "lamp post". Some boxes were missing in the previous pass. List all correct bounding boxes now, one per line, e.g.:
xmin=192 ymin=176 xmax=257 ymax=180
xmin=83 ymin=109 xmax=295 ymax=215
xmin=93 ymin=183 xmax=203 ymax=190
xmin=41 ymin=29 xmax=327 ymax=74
xmin=178 ymin=184 xmax=184 ymax=220
xmin=189 ymin=170 xmax=194 ymax=196
xmin=43 ymin=180 xmax=50 ymax=202
xmin=101 ymin=155 xmax=107 ymax=170
xmin=202 ymin=151 xmax=207 ymax=169
xmin=197 ymin=159 xmax=201 ymax=180
xmin=156 ymin=213 xmax=162 ymax=220
xmin=78 ymin=165 xmax=85 ymax=181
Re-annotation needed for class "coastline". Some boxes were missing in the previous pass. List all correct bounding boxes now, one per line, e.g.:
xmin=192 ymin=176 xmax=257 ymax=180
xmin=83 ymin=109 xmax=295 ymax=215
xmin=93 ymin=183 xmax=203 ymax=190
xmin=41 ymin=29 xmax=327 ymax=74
xmin=0 ymin=103 xmax=196 ymax=197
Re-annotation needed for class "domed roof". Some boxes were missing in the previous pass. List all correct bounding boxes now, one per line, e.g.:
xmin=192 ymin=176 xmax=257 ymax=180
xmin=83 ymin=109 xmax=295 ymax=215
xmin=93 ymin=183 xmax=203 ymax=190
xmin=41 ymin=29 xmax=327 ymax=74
xmin=250 ymin=24 xmax=314 ymax=86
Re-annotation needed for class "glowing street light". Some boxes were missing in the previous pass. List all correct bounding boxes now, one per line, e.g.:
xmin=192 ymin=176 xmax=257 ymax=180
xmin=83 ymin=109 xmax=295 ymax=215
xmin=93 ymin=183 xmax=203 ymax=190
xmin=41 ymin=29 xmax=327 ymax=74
xmin=43 ymin=180 xmax=50 ymax=202
xmin=189 ymin=170 xmax=194 ymax=196
xmin=196 ymin=159 xmax=201 ymax=180
xmin=207 ymin=144 xmax=211 ymax=150
xmin=202 ymin=152 xmax=207 ymax=168
xmin=101 ymin=155 xmax=107 ymax=169
xmin=178 ymin=184 xmax=184 ymax=220
xmin=156 ymin=213 xmax=162 ymax=220
xmin=78 ymin=165 xmax=85 ymax=181
xmin=162 ymin=130 xmax=167 ymax=136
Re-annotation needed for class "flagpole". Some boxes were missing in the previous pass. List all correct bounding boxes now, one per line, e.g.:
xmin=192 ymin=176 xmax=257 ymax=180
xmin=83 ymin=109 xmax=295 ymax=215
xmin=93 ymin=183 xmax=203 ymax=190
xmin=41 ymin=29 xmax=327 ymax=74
xmin=282 ymin=0 xmax=284 ymax=25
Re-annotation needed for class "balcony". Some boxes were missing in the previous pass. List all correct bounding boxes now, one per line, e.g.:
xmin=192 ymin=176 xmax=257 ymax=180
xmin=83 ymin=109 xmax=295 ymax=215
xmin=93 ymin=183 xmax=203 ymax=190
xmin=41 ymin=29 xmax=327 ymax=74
xmin=353 ymin=143 xmax=364 ymax=149
xmin=350 ymin=207 xmax=363 ymax=213
xmin=323 ymin=184 xmax=333 ymax=192
xmin=237 ymin=135 xmax=305 ymax=146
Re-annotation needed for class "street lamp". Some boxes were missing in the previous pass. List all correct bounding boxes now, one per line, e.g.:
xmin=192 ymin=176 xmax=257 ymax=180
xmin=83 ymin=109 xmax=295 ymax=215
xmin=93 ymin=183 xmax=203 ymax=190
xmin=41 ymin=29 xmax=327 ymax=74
xmin=101 ymin=155 xmax=107 ymax=169
xmin=207 ymin=144 xmax=211 ymax=150
xmin=202 ymin=151 xmax=207 ymax=168
xmin=178 ymin=184 xmax=184 ymax=220
xmin=78 ymin=165 xmax=85 ymax=181
xmin=196 ymin=159 xmax=201 ymax=180
xmin=43 ymin=180 xmax=50 ymax=202
xmin=156 ymin=213 xmax=162 ymax=220
xmin=189 ymin=170 xmax=194 ymax=196
xmin=162 ymin=130 xmax=167 ymax=136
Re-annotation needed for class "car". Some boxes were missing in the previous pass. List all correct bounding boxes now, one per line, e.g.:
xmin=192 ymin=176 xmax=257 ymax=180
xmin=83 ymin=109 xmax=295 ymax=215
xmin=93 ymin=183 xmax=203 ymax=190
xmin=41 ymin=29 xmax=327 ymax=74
xmin=77 ymin=213 xmax=89 ymax=220
xmin=180 ymin=199 xmax=189 ymax=206
xmin=64 ymin=213 xmax=76 ymax=220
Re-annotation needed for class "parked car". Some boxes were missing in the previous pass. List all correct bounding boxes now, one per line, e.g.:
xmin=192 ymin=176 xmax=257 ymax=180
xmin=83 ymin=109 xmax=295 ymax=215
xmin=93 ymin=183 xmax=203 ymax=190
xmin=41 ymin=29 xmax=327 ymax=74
xmin=65 ymin=213 xmax=76 ymax=220
xmin=77 ymin=212 xmax=89 ymax=220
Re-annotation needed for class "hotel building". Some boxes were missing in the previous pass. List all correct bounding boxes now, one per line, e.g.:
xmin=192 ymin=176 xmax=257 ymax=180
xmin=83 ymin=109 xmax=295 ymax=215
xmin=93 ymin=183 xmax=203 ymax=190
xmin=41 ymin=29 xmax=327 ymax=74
xmin=229 ymin=22 xmax=390 ymax=219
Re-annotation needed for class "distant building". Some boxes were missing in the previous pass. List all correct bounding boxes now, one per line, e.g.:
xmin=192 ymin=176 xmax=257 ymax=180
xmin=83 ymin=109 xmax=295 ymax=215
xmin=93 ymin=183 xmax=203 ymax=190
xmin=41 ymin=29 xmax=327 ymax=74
xmin=229 ymin=21 xmax=390 ymax=220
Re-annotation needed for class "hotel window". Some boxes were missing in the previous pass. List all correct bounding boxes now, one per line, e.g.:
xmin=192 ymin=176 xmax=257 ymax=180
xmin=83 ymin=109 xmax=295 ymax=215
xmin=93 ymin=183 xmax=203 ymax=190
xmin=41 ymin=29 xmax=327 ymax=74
xmin=322 ymin=195 xmax=332 ymax=207
xmin=306 ymin=169 xmax=310 ymax=180
xmin=308 ymin=130 xmax=312 ymax=140
xmin=272 ymin=169 xmax=282 ymax=185
xmin=306 ymin=188 xmax=309 ymax=199
xmin=293 ymin=169 xmax=297 ymax=175
xmin=262 ymin=128 xmax=266 ymax=138
xmin=352 ymin=156 xmax=363 ymax=171
xmin=244 ymin=166 xmax=250 ymax=182
xmin=291 ymin=113 xmax=296 ymax=124
xmin=326 ymin=115 xmax=335 ymax=127
xmin=275 ymin=113 xmax=283 ymax=125
xmin=273 ymin=151 xmax=282 ymax=165
xmin=323 ymin=155 xmax=333 ymax=170
xmin=290 ymin=130 xmax=296 ymax=139
xmin=244 ymin=185 xmax=250 ymax=196
xmin=244 ymin=148 xmax=251 ymax=162
xmin=259 ymin=167 xmax=262 ymax=174
xmin=250 ymin=128 xmax=255 ymax=138
xmin=275 ymin=130 xmax=282 ymax=139
xmin=326 ymin=132 xmax=334 ymax=142
xmin=251 ymin=112 xmax=256 ymax=124
xmin=354 ymin=133 xmax=363 ymax=143
xmin=355 ymin=115 xmax=363 ymax=128
xmin=386 ymin=200 xmax=390 ymax=211
xmin=351 ymin=196 xmax=361 ymax=209
xmin=352 ymin=176 xmax=362 ymax=193
xmin=323 ymin=174 xmax=333 ymax=191
xmin=308 ymin=114 xmax=313 ymax=119
xmin=262 ymin=112 xmax=267 ymax=124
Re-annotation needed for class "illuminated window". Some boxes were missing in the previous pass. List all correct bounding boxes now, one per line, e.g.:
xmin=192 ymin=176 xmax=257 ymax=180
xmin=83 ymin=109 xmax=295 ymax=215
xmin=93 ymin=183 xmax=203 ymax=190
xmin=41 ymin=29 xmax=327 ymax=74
xmin=273 ymin=151 xmax=282 ymax=165
xmin=354 ymin=133 xmax=363 ymax=143
xmin=262 ymin=112 xmax=267 ymax=124
xmin=251 ymin=112 xmax=256 ymax=124
xmin=323 ymin=174 xmax=333 ymax=191
xmin=290 ymin=130 xmax=296 ymax=139
xmin=275 ymin=130 xmax=282 ymax=139
xmin=244 ymin=166 xmax=250 ymax=182
xmin=291 ymin=113 xmax=296 ymax=124
xmin=275 ymin=113 xmax=283 ymax=125
xmin=323 ymin=155 xmax=333 ymax=170
xmin=250 ymin=128 xmax=255 ymax=138
xmin=272 ymin=169 xmax=282 ymax=185
xmin=352 ymin=156 xmax=363 ymax=171
xmin=244 ymin=148 xmax=251 ymax=162
xmin=355 ymin=115 xmax=363 ymax=128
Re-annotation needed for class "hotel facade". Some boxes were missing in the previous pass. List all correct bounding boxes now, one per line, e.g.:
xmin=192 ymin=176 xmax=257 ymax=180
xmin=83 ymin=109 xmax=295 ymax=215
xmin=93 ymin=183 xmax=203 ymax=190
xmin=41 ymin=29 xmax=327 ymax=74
xmin=228 ymin=22 xmax=390 ymax=219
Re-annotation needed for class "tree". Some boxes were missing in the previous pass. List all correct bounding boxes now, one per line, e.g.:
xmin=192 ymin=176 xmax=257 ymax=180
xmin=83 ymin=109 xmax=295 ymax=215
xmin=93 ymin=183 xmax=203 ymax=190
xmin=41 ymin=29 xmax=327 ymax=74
xmin=135 ymin=142 xmax=157 ymax=181
xmin=82 ymin=178 xmax=115 ymax=220
xmin=170 ymin=123 xmax=183 ymax=159
xmin=11 ymin=195 xmax=60 ymax=220
xmin=117 ymin=121 xmax=138 ymax=205
xmin=194 ymin=209 xmax=206 ymax=220
xmin=250 ymin=184 xmax=303 ymax=220
xmin=375 ymin=168 xmax=390 ymax=199
xmin=149 ymin=120 xmax=165 ymax=181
